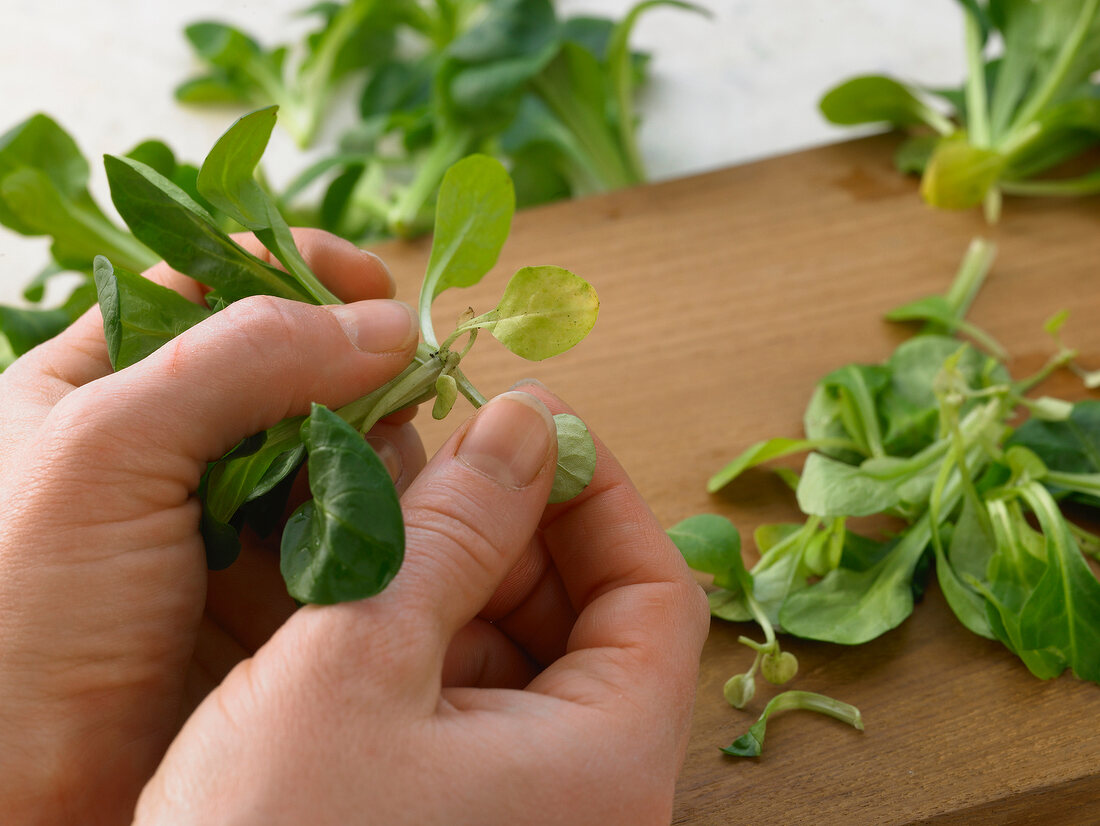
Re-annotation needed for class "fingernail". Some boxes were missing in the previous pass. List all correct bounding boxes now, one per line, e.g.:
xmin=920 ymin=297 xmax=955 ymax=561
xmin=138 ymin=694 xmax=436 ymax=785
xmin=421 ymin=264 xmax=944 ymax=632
xmin=367 ymin=436 xmax=403 ymax=483
xmin=360 ymin=249 xmax=395 ymax=294
xmin=508 ymin=377 xmax=548 ymax=391
xmin=457 ymin=391 xmax=555 ymax=488
xmin=327 ymin=300 xmax=418 ymax=353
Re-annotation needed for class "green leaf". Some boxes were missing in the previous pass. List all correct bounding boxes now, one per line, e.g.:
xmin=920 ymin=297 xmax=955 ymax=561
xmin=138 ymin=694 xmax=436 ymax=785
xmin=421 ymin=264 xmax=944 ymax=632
xmin=820 ymin=75 xmax=953 ymax=133
xmin=979 ymin=498 xmax=1068 ymax=678
xmin=184 ymin=21 xmax=262 ymax=69
xmin=668 ymin=513 xmax=746 ymax=591
xmin=1008 ymin=400 xmax=1100 ymax=507
xmin=419 ymin=154 xmax=515 ymax=345
xmin=105 ymin=154 xmax=309 ymax=303
xmin=885 ymin=295 xmax=1006 ymax=358
xmin=796 ymin=453 xmax=901 ymax=518
xmin=0 ymin=113 xmax=90 ymax=234
xmin=440 ymin=0 xmax=560 ymax=124
xmin=548 ymin=413 xmax=597 ymax=503
xmin=935 ymin=497 xmax=996 ymax=639
xmin=780 ymin=512 xmax=939 ymax=644
xmin=196 ymin=107 xmax=337 ymax=304
xmin=488 ymin=266 xmax=599 ymax=360
xmin=281 ymin=404 xmax=404 ymax=604
xmin=1017 ymin=484 xmax=1100 ymax=681
xmin=197 ymin=106 xmax=278 ymax=230
xmin=92 ymin=256 xmax=213 ymax=370
xmin=707 ymin=437 xmax=858 ymax=494
xmin=0 ymin=303 xmax=71 ymax=359
xmin=532 ymin=40 xmax=636 ymax=191
xmin=921 ymin=138 xmax=1005 ymax=209
xmin=894 ymin=134 xmax=941 ymax=175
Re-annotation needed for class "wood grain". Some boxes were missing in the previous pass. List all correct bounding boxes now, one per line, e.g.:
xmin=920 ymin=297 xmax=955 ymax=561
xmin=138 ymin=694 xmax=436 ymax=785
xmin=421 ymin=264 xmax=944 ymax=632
xmin=371 ymin=135 xmax=1100 ymax=824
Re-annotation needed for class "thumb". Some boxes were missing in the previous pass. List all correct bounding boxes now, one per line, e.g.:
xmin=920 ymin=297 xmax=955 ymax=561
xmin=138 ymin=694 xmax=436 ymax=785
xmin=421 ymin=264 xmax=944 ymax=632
xmin=372 ymin=391 xmax=558 ymax=679
xmin=50 ymin=295 xmax=419 ymax=488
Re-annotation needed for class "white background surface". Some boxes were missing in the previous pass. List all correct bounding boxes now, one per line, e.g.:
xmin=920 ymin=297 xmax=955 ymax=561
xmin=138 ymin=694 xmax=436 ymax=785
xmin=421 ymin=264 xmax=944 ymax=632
xmin=0 ymin=0 xmax=966 ymax=304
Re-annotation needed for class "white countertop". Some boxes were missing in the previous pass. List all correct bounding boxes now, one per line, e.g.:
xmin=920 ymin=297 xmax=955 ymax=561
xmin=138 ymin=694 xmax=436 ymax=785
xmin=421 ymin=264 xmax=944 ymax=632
xmin=0 ymin=0 xmax=965 ymax=304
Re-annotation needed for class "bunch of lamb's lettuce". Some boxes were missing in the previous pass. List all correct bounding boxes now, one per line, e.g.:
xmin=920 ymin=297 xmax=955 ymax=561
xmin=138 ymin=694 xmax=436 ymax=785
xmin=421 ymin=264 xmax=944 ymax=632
xmin=821 ymin=0 xmax=1100 ymax=222
xmin=178 ymin=0 xmax=708 ymax=237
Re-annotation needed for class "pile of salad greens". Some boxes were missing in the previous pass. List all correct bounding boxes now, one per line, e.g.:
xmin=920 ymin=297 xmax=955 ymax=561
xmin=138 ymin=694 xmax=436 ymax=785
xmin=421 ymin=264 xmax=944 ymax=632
xmin=671 ymin=238 xmax=1100 ymax=756
xmin=94 ymin=106 xmax=600 ymax=602
xmin=821 ymin=0 xmax=1100 ymax=222
xmin=0 ymin=0 xmax=701 ymax=370
xmin=178 ymin=0 xmax=706 ymax=237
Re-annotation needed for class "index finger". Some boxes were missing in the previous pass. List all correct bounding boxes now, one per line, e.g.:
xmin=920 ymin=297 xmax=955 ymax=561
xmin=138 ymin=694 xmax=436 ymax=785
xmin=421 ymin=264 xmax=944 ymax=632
xmin=1 ymin=230 xmax=393 ymax=435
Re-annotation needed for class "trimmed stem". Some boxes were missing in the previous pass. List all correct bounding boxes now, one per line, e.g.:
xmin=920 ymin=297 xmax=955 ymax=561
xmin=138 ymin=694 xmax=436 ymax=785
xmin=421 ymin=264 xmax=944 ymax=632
xmin=944 ymin=237 xmax=996 ymax=321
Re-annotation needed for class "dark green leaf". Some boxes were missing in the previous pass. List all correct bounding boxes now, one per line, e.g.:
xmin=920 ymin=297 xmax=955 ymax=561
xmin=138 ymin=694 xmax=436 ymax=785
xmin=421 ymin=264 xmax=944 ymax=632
xmin=894 ymin=134 xmax=941 ymax=175
xmin=281 ymin=404 xmax=405 ymax=604
xmin=92 ymin=256 xmax=213 ymax=370
xmin=105 ymin=154 xmax=308 ymax=302
xmin=1009 ymin=400 xmax=1100 ymax=507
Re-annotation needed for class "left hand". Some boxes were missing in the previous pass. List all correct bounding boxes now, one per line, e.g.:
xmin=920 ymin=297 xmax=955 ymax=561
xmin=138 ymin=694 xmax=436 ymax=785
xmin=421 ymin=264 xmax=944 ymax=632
xmin=0 ymin=230 xmax=425 ymax=824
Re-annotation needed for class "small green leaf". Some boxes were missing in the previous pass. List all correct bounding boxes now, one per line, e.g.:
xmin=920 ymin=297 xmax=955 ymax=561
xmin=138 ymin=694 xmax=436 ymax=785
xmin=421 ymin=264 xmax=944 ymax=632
xmin=196 ymin=107 xmax=337 ymax=304
xmin=668 ymin=513 xmax=745 ymax=591
xmin=489 ymin=266 xmax=599 ymax=361
xmin=895 ymin=134 xmax=941 ymax=175
xmin=196 ymin=106 xmax=278 ymax=230
xmin=549 ymin=413 xmax=597 ymax=503
xmin=92 ymin=256 xmax=213 ymax=370
xmin=921 ymin=138 xmax=1005 ymax=209
xmin=820 ymin=75 xmax=952 ymax=132
xmin=708 ymin=437 xmax=855 ymax=494
xmin=281 ymin=404 xmax=405 ymax=604
xmin=420 ymin=154 xmax=515 ymax=346
xmin=796 ymin=453 xmax=901 ymax=518
xmin=761 ymin=650 xmax=799 ymax=685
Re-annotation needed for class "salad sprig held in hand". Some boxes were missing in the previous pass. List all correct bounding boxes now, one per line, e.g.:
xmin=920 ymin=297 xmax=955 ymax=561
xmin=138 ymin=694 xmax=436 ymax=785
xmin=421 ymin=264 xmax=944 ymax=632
xmin=93 ymin=106 xmax=600 ymax=606
xmin=821 ymin=0 xmax=1100 ymax=222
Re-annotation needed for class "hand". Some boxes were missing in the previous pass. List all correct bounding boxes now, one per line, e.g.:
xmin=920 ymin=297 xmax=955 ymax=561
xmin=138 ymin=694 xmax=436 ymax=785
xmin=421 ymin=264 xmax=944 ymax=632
xmin=136 ymin=383 xmax=710 ymax=825
xmin=0 ymin=230 xmax=425 ymax=824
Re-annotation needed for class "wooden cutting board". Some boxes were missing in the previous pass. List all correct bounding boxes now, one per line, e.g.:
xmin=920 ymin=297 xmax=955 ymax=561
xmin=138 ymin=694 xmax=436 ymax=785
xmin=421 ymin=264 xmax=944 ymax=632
xmin=373 ymin=135 xmax=1100 ymax=824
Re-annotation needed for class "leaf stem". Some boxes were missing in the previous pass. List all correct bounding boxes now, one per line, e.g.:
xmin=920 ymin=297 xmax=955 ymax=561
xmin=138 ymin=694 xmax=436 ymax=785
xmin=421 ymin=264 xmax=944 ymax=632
xmin=963 ymin=11 xmax=991 ymax=148
xmin=1003 ymin=0 xmax=1100 ymax=141
xmin=388 ymin=126 xmax=474 ymax=238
